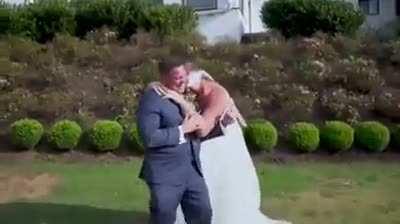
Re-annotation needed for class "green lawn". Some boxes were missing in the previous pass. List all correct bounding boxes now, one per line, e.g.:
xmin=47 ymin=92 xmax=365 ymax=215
xmin=0 ymin=159 xmax=399 ymax=224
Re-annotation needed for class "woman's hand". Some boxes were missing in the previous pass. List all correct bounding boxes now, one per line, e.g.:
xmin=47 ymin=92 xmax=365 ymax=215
xmin=222 ymin=101 xmax=247 ymax=128
xmin=162 ymin=90 xmax=186 ymax=104
xmin=152 ymin=85 xmax=197 ymax=116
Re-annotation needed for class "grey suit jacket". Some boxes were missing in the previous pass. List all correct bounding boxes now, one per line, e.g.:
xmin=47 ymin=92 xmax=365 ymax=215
xmin=136 ymin=88 xmax=203 ymax=185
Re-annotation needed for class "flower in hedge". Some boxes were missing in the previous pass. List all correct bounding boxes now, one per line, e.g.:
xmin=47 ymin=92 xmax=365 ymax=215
xmin=393 ymin=124 xmax=400 ymax=147
xmin=90 ymin=120 xmax=123 ymax=151
xmin=288 ymin=122 xmax=320 ymax=152
xmin=48 ymin=120 xmax=82 ymax=151
xmin=320 ymin=121 xmax=354 ymax=152
xmin=128 ymin=123 xmax=144 ymax=153
xmin=354 ymin=121 xmax=390 ymax=152
xmin=11 ymin=118 xmax=44 ymax=150
xmin=244 ymin=119 xmax=278 ymax=152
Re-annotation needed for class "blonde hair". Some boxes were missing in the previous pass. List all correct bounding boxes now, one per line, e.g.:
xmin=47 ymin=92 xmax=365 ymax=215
xmin=187 ymin=70 xmax=214 ymax=89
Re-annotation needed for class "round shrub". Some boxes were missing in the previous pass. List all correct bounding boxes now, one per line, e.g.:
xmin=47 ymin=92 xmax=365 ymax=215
xmin=320 ymin=121 xmax=354 ymax=152
xmin=11 ymin=118 xmax=44 ymax=150
xmin=393 ymin=124 xmax=400 ymax=147
xmin=48 ymin=120 xmax=82 ymax=151
xmin=90 ymin=120 xmax=123 ymax=151
xmin=128 ymin=123 xmax=144 ymax=153
xmin=354 ymin=121 xmax=390 ymax=152
xmin=288 ymin=122 xmax=320 ymax=152
xmin=244 ymin=119 xmax=278 ymax=152
xmin=261 ymin=0 xmax=365 ymax=38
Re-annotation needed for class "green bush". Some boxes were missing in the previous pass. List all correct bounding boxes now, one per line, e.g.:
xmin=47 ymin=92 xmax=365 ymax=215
xmin=128 ymin=123 xmax=144 ymax=153
xmin=116 ymin=0 xmax=149 ymax=39
xmin=0 ymin=2 xmax=11 ymax=35
xmin=244 ymin=119 xmax=278 ymax=152
xmin=4 ymin=0 xmax=196 ymax=41
xmin=288 ymin=122 xmax=320 ymax=152
xmin=11 ymin=118 xmax=44 ymax=150
xmin=261 ymin=0 xmax=364 ymax=38
xmin=354 ymin=121 xmax=390 ymax=152
xmin=90 ymin=120 xmax=123 ymax=151
xmin=8 ymin=5 xmax=37 ymax=39
xmin=74 ymin=0 xmax=196 ymax=39
xmin=320 ymin=121 xmax=354 ymax=152
xmin=73 ymin=0 xmax=141 ymax=38
xmin=392 ymin=124 xmax=400 ymax=147
xmin=48 ymin=120 xmax=82 ymax=150
xmin=140 ymin=4 xmax=197 ymax=38
xmin=9 ymin=0 xmax=75 ymax=42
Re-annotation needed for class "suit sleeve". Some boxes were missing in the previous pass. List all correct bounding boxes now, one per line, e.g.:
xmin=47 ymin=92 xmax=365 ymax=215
xmin=137 ymin=93 xmax=181 ymax=149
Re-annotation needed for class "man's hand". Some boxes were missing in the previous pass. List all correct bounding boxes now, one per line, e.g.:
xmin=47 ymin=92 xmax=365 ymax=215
xmin=182 ymin=113 xmax=202 ymax=134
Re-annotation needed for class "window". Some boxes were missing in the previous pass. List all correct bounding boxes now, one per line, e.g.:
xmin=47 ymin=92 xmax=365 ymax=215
xmin=184 ymin=0 xmax=217 ymax=11
xmin=359 ymin=0 xmax=380 ymax=15
xmin=397 ymin=0 xmax=400 ymax=16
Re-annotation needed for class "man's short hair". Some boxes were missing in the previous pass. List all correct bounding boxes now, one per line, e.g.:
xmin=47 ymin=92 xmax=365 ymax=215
xmin=158 ymin=57 xmax=187 ymax=76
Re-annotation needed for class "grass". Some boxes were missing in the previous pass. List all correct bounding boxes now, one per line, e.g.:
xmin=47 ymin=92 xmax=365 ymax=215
xmin=258 ymin=162 xmax=400 ymax=224
xmin=1 ymin=159 xmax=400 ymax=224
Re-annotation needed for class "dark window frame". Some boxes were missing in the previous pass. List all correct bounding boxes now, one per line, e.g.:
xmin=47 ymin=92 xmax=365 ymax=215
xmin=358 ymin=0 xmax=380 ymax=15
xmin=396 ymin=0 xmax=400 ymax=16
xmin=182 ymin=0 xmax=218 ymax=11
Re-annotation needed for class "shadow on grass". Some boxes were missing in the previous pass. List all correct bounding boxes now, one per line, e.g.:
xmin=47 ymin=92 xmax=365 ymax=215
xmin=0 ymin=202 xmax=148 ymax=224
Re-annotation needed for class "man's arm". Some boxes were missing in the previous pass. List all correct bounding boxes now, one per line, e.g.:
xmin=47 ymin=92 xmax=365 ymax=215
xmin=137 ymin=95 xmax=181 ymax=149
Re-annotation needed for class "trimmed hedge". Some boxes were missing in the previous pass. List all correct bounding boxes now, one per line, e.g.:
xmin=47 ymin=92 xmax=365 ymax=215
xmin=140 ymin=4 xmax=197 ymax=38
xmin=73 ymin=0 xmax=146 ymax=39
xmin=0 ymin=1 xmax=11 ymax=35
xmin=288 ymin=122 xmax=320 ymax=152
xmin=11 ymin=118 xmax=44 ymax=150
xmin=128 ymin=123 xmax=144 ymax=153
xmin=5 ymin=0 xmax=197 ymax=42
xmin=48 ymin=120 xmax=82 ymax=150
xmin=89 ymin=120 xmax=123 ymax=151
xmin=320 ymin=121 xmax=354 ymax=152
xmin=354 ymin=121 xmax=390 ymax=152
xmin=261 ymin=0 xmax=364 ymax=38
xmin=9 ymin=0 xmax=76 ymax=43
xmin=244 ymin=119 xmax=278 ymax=152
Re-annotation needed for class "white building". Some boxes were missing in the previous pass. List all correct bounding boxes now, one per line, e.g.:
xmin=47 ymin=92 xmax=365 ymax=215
xmin=163 ymin=0 xmax=264 ymax=43
xmin=354 ymin=0 xmax=400 ymax=29
xmin=164 ymin=0 xmax=400 ymax=43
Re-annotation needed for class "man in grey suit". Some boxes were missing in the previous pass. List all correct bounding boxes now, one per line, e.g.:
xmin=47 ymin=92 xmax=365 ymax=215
xmin=136 ymin=57 xmax=212 ymax=224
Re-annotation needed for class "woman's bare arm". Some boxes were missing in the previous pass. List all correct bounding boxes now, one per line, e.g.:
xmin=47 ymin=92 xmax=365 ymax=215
xmin=197 ymin=86 xmax=229 ymax=138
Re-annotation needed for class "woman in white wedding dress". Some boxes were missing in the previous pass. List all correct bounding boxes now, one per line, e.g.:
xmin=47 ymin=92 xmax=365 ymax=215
xmin=152 ymin=69 xmax=291 ymax=224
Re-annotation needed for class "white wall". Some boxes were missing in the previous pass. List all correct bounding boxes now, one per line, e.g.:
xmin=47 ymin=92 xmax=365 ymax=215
xmin=4 ymin=0 xmax=26 ymax=4
xmin=197 ymin=10 xmax=245 ymax=43
xmin=164 ymin=0 xmax=247 ymax=43
xmin=246 ymin=0 xmax=268 ymax=33
xmin=363 ymin=0 xmax=397 ymax=30
xmin=164 ymin=0 xmax=181 ymax=4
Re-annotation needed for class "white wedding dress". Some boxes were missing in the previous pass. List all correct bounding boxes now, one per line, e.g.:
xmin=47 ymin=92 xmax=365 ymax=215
xmin=175 ymin=120 xmax=291 ymax=224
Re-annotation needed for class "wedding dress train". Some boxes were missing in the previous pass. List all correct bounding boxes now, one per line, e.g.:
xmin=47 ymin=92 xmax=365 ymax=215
xmin=175 ymin=121 xmax=291 ymax=224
